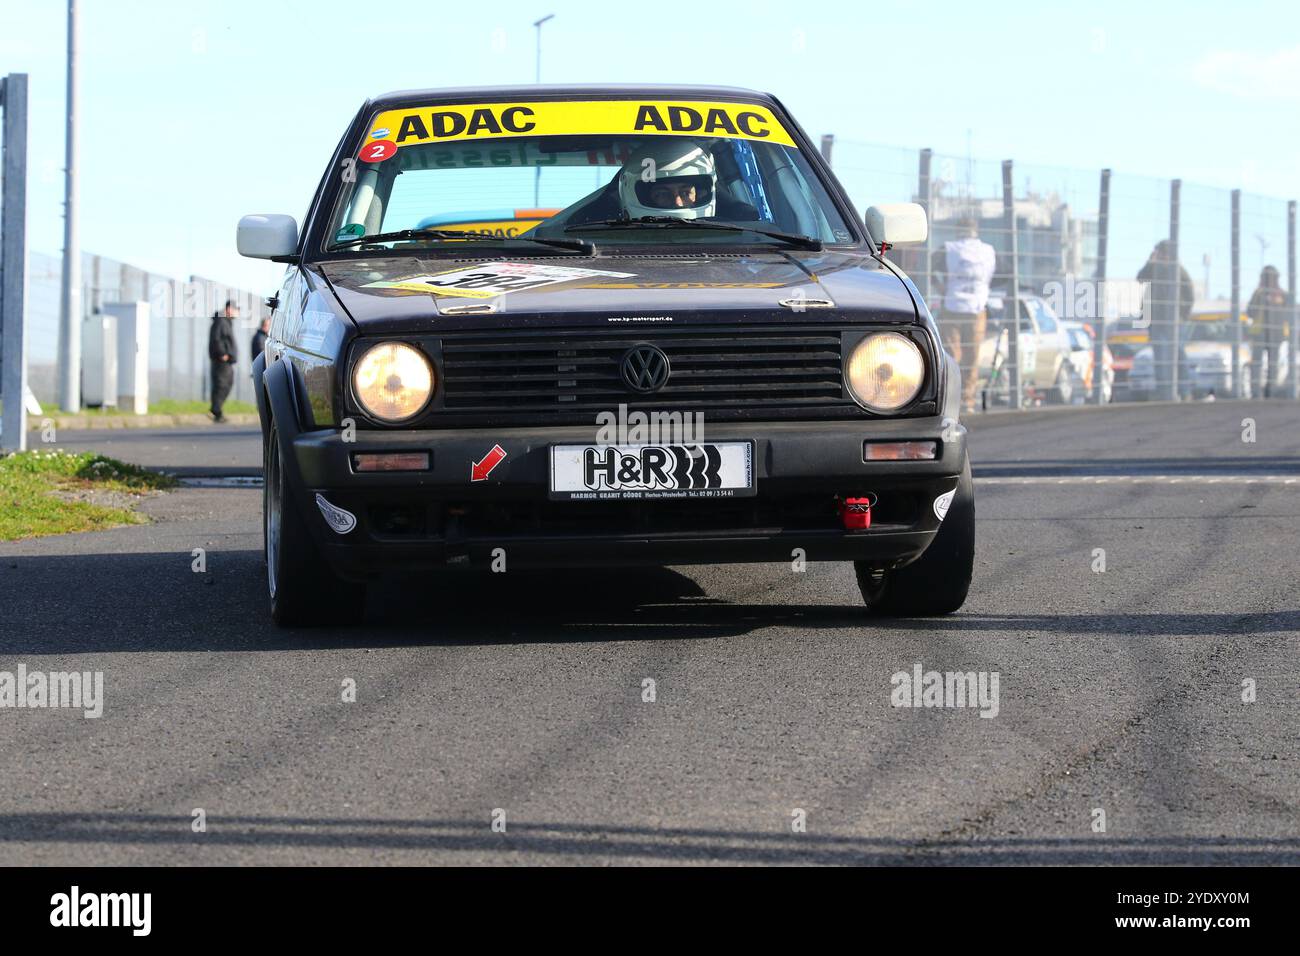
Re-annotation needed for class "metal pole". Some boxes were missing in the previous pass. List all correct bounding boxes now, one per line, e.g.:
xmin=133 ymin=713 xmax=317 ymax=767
xmin=1094 ymin=168 xmax=1110 ymax=405
xmin=57 ymin=0 xmax=81 ymax=412
xmin=532 ymin=14 xmax=553 ymax=208
xmin=1230 ymin=190 xmax=1242 ymax=399
xmin=1 ymin=74 xmax=31 ymax=452
xmin=918 ymin=148 xmax=933 ymax=306
xmin=1002 ymin=160 xmax=1021 ymax=407
xmin=1288 ymin=200 xmax=1297 ymax=401
xmin=819 ymin=134 xmax=834 ymax=165
xmin=1168 ymin=178 xmax=1181 ymax=401
xmin=166 ymin=309 xmax=174 ymax=401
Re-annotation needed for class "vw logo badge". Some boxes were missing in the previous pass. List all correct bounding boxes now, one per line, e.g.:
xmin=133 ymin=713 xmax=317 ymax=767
xmin=620 ymin=344 xmax=671 ymax=393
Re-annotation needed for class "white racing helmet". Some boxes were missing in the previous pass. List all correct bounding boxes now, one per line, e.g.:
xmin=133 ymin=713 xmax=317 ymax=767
xmin=618 ymin=139 xmax=717 ymax=220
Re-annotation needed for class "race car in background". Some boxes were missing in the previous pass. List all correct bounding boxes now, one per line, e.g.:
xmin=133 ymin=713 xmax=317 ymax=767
xmin=976 ymin=290 xmax=1076 ymax=406
xmin=1104 ymin=316 xmax=1148 ymax=399
xmin=1127 ymin=306 xmax=1289 ymax=400
xmin=1061 ymin=320 xmax=1113 ymax=404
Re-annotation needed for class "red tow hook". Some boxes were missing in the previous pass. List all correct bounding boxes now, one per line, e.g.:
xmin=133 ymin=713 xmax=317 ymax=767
xmin=838 ymin=494 xmax=876 ymax=530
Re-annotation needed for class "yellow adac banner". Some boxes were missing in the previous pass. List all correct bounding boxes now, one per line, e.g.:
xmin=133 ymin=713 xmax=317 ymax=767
xmin=433 ymin=218 xmax=549 ymax=239
xmin=365 ymin=100 xmax=797 ymax=151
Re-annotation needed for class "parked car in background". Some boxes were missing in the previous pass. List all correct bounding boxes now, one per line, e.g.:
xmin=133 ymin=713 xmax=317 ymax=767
xmin=1182 ymin=309 xmax=1253 ymax=399
xmin=976 ymin=291 xmax=1075 ymax=406
xmin=1061 ymin=320 xmax=1113 ymax=404
xmin=1105 ymin=316 xmax=1148 ymax=399
xmin=1126 ymin=306 xmax=1287 ymax=400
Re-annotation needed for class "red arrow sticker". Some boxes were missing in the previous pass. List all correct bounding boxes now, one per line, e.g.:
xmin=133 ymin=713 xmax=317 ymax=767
xmin=470 ymin=444 xmax=507 ymax=482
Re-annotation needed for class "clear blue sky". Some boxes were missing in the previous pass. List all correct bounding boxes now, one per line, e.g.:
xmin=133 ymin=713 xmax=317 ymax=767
xmin=2 ymin=0 xmax=1297 ymax=294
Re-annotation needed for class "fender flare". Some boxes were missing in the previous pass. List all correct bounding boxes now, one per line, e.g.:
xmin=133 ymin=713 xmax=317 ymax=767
xmin=260 ymin=356 xmax=316 ymax=527
xmin=252 ymin=351 xmax=270 ymax=439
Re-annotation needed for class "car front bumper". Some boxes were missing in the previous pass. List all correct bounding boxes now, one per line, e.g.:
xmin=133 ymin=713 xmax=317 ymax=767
xmin=281 ymin=416 xmax=967 ymax=577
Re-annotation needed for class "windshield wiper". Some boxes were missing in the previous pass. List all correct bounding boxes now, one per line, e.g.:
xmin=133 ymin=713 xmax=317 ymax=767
xmin=565 ymin=216 xmax=822 ymax=250
xmin=330 ymin=228 xmax=596 ymax=254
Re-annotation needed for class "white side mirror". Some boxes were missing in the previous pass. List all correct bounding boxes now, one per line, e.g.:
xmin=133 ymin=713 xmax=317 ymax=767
xmin=865 ymin=203 xmax=928 ymax=246
xmin=237 ymin=214 xmax=299 ymax=259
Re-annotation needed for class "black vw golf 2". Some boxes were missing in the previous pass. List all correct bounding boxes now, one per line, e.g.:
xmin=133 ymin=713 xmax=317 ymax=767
xmin=237 ymin=85 xmax=973 ymax=626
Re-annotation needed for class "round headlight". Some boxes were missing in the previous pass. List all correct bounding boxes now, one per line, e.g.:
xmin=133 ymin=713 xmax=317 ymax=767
xmin=352 ymin=342 xmax=434 ymax=422
xmin=846 ymin=332 xmax=925 ymax=412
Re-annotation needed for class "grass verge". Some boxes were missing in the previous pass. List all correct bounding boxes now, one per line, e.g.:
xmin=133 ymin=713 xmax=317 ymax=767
xmin=36 ymin=399 xmax=258 ymax=417
xmin=0 ymin=450 xmax=177 ymax=541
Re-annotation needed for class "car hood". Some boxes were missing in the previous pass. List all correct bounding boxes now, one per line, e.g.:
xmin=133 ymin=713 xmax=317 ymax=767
xmin=317 ymin=250 xmax=918 ymax=333
xmin=1185 ymin=341 xmax=1246 ymax=361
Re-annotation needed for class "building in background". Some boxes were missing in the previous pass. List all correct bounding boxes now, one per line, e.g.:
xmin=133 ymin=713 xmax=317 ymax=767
xmin=917 ymin=191 xmax=1099 ymax=292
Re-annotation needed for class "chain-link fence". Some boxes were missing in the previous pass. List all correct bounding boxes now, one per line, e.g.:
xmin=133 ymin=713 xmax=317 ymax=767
xmin=828 ymin=137 xmax=1298 ymax=411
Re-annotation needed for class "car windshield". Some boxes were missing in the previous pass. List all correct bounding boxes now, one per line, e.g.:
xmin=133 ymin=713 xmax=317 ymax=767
xmin=324 ymin=98 xmax=855 ymax=253
xmin=1187 ymin=317 xmax=1242 ymax=342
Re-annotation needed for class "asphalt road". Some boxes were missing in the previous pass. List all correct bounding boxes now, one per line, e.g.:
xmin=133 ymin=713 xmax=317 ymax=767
xmin=2 ymin=401 xmax=1297 ymax=864
xmin=51 ymin=425 xmax=263 ymax=477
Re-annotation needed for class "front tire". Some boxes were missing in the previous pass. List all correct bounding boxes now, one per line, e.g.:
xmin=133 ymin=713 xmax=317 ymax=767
xmin=855 ymin=452 xmax=974 ymax=616
xmin=1052 ymin=364 xmax=1083 ymax=405
xmin=264 ymin=420 xmax=365 ymax=627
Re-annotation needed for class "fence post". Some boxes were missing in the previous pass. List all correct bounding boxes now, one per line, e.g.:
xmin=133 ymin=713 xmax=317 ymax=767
xmin=168 ymin=313 xmax=177 ymax=401
xmin=1 ymin=73 xmax=30 ymax=453
xmin=188 ymin=311 xmax=196 ymax=401
xmin=1094 ymin=168 xmax=1110 ymax=405
xmin=1162 ymin=179 xmax=1181 ymax=401
xmin=1002 ymin=160 xmax=1021 ymax=407
xmin=1289 ymin=201 xmax=1297 ymax=401
xmin=918 ymin=148 xmax=933 ymax=306
xmin=1230 ymin=189 xmax=1242 ymax=399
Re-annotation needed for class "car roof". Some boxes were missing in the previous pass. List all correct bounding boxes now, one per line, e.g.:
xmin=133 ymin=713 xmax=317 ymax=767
xmin=368 ymin=84 xmax=778 ymax=109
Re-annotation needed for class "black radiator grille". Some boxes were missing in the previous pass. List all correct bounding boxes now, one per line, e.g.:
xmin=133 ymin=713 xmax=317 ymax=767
xmin=440 ymin=327 xmax=850 ymax=414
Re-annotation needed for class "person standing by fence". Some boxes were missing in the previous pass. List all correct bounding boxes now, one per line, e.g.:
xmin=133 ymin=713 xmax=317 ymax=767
xmin=250 ymin=316 xmax=270 ymax=370
xmin=1247 ymin=265 xmax=1292 ymax=398
xmin=931 ymin=218 xmax=997 ymax=414
xmin=208 ymin=299 xmax=239 ymax=423
xmin=1137 ymin=240 xmax=1195 ymax=400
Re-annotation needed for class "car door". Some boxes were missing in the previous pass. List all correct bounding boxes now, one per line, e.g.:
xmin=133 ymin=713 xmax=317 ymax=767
xmin=1030 ymin=298 xmax=1065 ymax=386
xmin=1015 ymin=300 xmax=1040 ymax=387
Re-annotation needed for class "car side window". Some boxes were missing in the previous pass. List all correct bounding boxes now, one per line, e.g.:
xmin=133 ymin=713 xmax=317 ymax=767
xmin=1034 ymin=300 xmax=1059 ymax=333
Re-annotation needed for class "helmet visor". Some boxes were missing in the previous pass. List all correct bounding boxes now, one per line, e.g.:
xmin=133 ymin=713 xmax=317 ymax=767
xmin=633 ymin=175 xmax=714 ymax=210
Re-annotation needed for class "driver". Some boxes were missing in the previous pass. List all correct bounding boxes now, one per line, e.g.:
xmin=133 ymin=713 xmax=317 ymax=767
xmin=618 ymin=138 xmax=718 ymax=219
xmin=561 ymin=138 xmax=757 ymax=227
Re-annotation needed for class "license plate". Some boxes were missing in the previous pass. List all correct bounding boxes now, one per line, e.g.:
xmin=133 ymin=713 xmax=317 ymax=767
xmin=549 ymin=442 xmax=756 ymax=501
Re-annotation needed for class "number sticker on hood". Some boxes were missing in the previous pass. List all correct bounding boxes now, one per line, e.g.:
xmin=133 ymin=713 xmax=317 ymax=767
xmin=362 ymin=262 xmax=636 ymax=299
